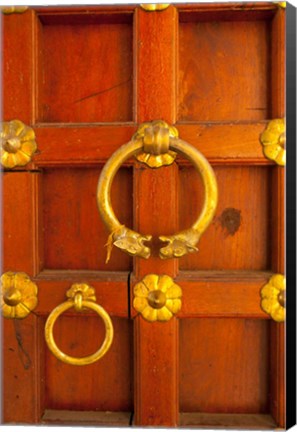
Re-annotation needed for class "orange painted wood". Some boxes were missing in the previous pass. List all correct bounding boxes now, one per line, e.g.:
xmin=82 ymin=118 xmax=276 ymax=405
xmin=42 ymin=410 xmax=131 ymax=426
xmin=42 ymin=167 xmax=132 ymax=271
xmin=175 ymin=275 xmax=270 ymax=318
xmin=2 ymin=10 xmax=35 ymax=123
xmin=3 ymin=316 xmax=39 ymax=423
xmin=34 ymin=5 xmax=135 ymax=15
xmin=134 ymin=318 xmax=178 ymax=426
xmin=32 ymin=123 xmax=270 ymax=168
xmin=133 ymin=164 xmax=179 ymax=277
xmin=37 ymin=18 xmax=133 ymax=123
xmin=2 ymin=3 xmax=285 ymax=428
xmin=179 ymin=166 xmax=270 ymax=271
xmin=270 ymin=322 xmax=285 ymax=427
xmin=42 ymin=317 xmax=133 ymax=412
xmin=178 ymin=20 xmax=270 ymax=122
xmin=179 ymin=318 xmax=270 ymax=414
xmin=133 ymin=6 xmax=179 ymax=427
xmin=176 ymin=122 xmax=270 ymax=165
xmin=3 ymin=173 xmax=42 ymax=275
xmin=271 ymin=8 xmax=286 ymax=119
xmin=177 ymin=2 xmax=276 ymax=14
xmin=179 ymin=413 xmax=277 ymax=429
xmin=134 ymin=5 xmax=177 ymax=123
xmin=33 ymin=125 xmax=136 ymax=167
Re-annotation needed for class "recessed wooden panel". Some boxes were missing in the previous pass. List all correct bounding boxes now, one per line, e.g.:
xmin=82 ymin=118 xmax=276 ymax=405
xmin=44 ymin=317 xmax=133 ymax=412
xmin=179 ymin=166 xmax=270 ymax=270
xmin=38 ymin=18 xmax=133 ymax=122
xmin=178 ymin=20 xmax=270 ymax=121
xmin=179 ymin=318 xmax=269 ymax=413
xmin=43 ymin=167 xmax=132 ymax=271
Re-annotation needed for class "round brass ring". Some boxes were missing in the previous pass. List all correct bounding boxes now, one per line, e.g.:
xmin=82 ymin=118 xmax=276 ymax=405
xmin=97 ymin=135 xmax=218 ymax=260
xmin=45 ymin=300 xmax=114 ymax=366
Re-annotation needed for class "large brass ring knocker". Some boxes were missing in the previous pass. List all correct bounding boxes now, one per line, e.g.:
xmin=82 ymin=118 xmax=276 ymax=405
xmin=97 ymin=120 xmax=218 ymax=261
xmin=45 ymin=284 xmax=113 ymax=366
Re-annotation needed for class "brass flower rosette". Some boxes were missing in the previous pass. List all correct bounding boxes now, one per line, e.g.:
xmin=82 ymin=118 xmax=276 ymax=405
xmin=133 ymin=274 xmax=182 ymax=322
xmin=97 ymin=120 xmax=218 ymax=262
xmin=1 ymin=120 xmax=37 ymax=168
xmin=260 ymin=274 xmax=285 ymax=322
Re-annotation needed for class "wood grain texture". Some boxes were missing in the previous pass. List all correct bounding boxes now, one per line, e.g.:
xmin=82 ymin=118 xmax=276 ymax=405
xmin=179 ymin=318 xmax=270 ymax=414
xmin=2 ymin=316 xmax=39 ymax=423
xmin=2 ymin=10 xmax=35 ymax=123
xmin=32 ymin=122 xmax=270 ymax=168
xmin=42 ymin=167 xmax=132 ymax=271
xmin=179 ymin=166 xmax=270 ymax=270
xmin=2 ymin=3 xmax=285 ymax=428
xmin=43 ymin=317 xmax=133 ymax=412
xmin=271 ymin=8 xmax=285 ymax=119
xmin=3 ymin=173 xmax=42 ymax=275
xmin=179 ymin=413 xmax=277 ymax=429
xmin=176 ymin=276 xmax=270 ymax=318
xmin=178 ymin=20 xmax=270 ymax=122
xmin=42 ymin=410 xmax=131 ymax=425
xmin=134 ymin=5 xmax=177 ymax=123
xmin=133 ymin=6 xmax=179 ymax=426
xmin=134 ymin=317 xmax=178 ymax=426
xmin=38 ymin=19 xmax=133 ymax=122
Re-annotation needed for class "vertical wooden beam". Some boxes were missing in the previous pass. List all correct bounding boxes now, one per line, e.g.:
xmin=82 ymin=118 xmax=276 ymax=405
xmin=133 ymin=5 xmax=179 ymax=426
xmin=270 ymin=7 xmax=285 ymax=428
xmin=2 ymin=173 xmax=42 ymax=423
xmin=2 ymin=10 xmax=36 ymax=123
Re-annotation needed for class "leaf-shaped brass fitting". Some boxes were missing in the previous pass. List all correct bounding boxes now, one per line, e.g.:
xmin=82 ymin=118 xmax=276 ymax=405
xmin=134 ymin=120 xmax=178 ymax=168
xmin=1 ymin=120 xmax=37 ymax=168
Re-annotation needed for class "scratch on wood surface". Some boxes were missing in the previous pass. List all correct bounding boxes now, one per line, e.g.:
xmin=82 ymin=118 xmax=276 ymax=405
xmin=14 ymin=320 xmax=32 ymax=370
xmin=74 ymin=77 xmax=132 ymax=104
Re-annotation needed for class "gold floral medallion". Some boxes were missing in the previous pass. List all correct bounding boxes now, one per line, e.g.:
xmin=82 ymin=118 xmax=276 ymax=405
xmin=260 ymin=274 xmax=285 ymax=322
xmin=1 ymin=120 xmax=37 ymax=168
xmin=133 ymin=274 xmax=182 ymax=322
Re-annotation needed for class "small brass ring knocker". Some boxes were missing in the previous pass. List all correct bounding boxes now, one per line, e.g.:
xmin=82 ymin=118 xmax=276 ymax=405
xmin=97 ymin=120 xmax=218 ymax=261
xmin=44 ymin=284 xmax=113 ymax=366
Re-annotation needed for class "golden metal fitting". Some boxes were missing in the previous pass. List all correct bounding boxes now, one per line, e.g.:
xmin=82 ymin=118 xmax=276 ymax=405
xmin=134 ymin=120 xmax=178 ymax=168
xmin=140 ymin=4 xmax=170 ymax=11
xmin=1 ymin=6 xmax=28 ymax=14
xmin=44 ymin=284 xmax=113 ymax=366
xmin=260 ymin=119 xmax=285 ymax=166
xmin=1 ymin=272 xmax=38 ymax=319
xmin=97 ymin=120 xmax=218 ymax=261
xmin=133 ymin=274 xmax=182 ymax=322
xmin=1 ymin=120 xmax=37 ymax=168
xmin=273 ymin=2 xmax=286 ymax=7
xmin=260 ymin=274 xmax=285 ymax=322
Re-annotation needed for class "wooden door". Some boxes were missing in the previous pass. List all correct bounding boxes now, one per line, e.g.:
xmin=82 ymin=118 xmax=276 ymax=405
xmin=1 ymin=2 xmax=285 ymax=429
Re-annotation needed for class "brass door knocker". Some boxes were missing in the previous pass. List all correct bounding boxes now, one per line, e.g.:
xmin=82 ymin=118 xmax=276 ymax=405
xmin=45 ymin=284 xmax=114 ymax=366
xmin=97 ymin=120 xmax=218 ymax=262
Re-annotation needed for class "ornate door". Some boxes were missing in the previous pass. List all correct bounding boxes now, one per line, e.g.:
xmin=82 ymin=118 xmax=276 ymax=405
xmin=1 ymin=2 xmax=286 ymax=428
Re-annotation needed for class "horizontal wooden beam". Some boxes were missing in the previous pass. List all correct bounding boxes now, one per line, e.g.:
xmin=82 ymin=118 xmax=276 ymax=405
xmin=32 ymin=122 xmax=271 ymax=167
xmin=130 ymin=271 xmax=272 ymax=319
